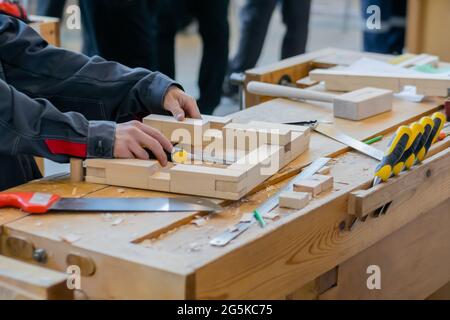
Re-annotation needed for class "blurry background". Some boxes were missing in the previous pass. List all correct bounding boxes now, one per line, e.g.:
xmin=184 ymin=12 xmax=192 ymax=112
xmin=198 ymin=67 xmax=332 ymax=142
xmin=24 ymin=0 xmax=366 ymax=175
xmin=27 ymin=0 xmax=363 ymax=115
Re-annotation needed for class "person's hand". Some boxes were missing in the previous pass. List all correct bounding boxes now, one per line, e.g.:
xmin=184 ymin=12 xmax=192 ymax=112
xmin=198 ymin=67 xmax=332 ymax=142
xmin=163 ymin=86 xmax=202 ymax=121
xmin=113 ymin=121 xmax=173 ymax=166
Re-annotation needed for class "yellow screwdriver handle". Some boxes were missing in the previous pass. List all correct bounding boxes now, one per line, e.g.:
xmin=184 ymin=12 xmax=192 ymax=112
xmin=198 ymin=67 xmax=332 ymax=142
xmin=393 ymin=122 xmax=424 ymax=175
xmin=375 ymin=126 xmax=412 ymax=182
xmin=422 ymin=112 xmax=447 ymax=159
xmin=415 ymin=117 xmax=435 ymax=163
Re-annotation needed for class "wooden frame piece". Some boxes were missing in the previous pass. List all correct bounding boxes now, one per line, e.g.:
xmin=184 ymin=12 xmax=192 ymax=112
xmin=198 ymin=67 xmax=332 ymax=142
xmin=84 ymin=115 xmax=310 ymax=200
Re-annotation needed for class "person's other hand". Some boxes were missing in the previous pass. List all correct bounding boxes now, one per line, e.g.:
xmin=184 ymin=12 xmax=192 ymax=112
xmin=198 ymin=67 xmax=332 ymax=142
xmin=163 ymin=86 xmax=202 ymax=121
xmin=113 ymin=121 xmax=173 ymax=166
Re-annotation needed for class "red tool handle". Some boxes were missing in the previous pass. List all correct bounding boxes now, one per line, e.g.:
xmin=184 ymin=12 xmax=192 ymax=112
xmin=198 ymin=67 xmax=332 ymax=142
xmin=0 ymin=192 xmax=61 ymax=214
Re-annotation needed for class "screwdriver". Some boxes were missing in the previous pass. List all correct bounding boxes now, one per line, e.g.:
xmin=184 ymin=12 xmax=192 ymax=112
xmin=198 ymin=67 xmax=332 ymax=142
xmin=413 ymin=116 xmax=434 ymax=164
xmin=392 ymin=122 xmax=424 ymax=175
xmin=420 ymin=112 xmax=447 ymax=161
xmin=373 ymin=125 xmax=412 ymax=186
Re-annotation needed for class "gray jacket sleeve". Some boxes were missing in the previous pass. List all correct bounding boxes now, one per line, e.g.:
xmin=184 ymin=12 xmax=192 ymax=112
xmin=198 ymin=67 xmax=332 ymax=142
xmin=0 ymin=78 xmax=114 ymax=162
xmin=0 ymin=14 xmax=178 ymax=162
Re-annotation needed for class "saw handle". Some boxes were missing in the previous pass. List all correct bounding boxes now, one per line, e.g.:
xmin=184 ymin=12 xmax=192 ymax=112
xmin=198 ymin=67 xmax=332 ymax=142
xmin=247 ymin=81 xmax=337 ymax=103
xmin=0 ymin=192 xmax=60 ymax=214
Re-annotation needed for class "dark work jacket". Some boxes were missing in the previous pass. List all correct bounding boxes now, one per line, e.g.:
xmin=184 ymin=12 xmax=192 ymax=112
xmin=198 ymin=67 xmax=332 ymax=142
xmin=0 ymin=14 xmax=177 ymax=190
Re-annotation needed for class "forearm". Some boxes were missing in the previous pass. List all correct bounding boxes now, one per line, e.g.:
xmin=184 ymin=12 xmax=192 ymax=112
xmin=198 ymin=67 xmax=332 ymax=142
xmin=0 ymin=14 xmax=178 ymax=121
xmin=0 ymin=79 xmax=115 ymax=162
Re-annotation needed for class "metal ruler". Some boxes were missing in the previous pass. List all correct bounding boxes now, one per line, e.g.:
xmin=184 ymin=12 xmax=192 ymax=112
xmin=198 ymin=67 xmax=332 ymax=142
xmin=314 ymin=124 xmax=384 ymax=161
xmin=210 ymin=158 xmax=331 ymax=247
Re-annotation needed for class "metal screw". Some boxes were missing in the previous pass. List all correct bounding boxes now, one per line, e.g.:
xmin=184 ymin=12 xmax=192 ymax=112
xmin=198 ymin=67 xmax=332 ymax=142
xmin=32 ymin=248 xmax=48 ymax=264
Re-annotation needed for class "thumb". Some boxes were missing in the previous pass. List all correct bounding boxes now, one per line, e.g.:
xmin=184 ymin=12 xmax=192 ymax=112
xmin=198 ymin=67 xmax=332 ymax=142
xmin=166 ymin=100 xmax=185 ymax=121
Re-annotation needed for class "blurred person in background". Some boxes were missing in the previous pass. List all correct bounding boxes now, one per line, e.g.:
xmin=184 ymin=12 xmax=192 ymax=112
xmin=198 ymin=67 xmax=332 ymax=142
xmin=37 ymin=0 xmax=158 ymax=70
xmin=36 ymin=0 xmax=96 ymax=55
xmin=157 ymin=0 xmax=230 ymax=115
xmin=224 ymin=0 xmax=312 ymax=97
xmin=81 ymin=0 xmax=159 ymax=70
xmin=361 ymin=0 xmax=407 ymax=54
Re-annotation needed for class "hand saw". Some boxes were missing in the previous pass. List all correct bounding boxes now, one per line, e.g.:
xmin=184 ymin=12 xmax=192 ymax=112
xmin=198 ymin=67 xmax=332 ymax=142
xmin=0 ymin=192 xmax=222 ymax=214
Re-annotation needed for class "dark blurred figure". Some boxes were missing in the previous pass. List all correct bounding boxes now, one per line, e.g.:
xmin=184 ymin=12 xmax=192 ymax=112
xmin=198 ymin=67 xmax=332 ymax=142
xmin=36 ymin=0 xmax=97 ymax=55
xmin=224 ymin=0 xmax=312 ymax=96
xmin=361 ymin=0 xmax=407 ymax=54
xmin=37 ymin=1 xmax=158 ymax=69
xmin=36 ymin=0 xmax=66 ymax=17
xmin=158 ymin=0 xmax=230 ymax=115
xmin=81 ymin=0 xmax=159 ymax=70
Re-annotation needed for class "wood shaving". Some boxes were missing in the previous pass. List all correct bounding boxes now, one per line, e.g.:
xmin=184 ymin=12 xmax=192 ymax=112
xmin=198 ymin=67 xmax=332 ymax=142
xmin=191 ymin=217 xmax=207 ymax=227
xmin=111 ymin=218 xmax=124 ymax=226
xmin=60 ymin=233 xmax=81 ymax=244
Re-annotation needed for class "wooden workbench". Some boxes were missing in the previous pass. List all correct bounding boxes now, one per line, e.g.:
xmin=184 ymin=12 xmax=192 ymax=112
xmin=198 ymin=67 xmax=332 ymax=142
xmin=1 ymin=50 xmax=449 ymax=300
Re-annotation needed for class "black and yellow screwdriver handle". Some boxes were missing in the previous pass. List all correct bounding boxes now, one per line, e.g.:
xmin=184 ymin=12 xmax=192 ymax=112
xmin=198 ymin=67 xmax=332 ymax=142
xmin=393 ymin=122 xmax=424 ymax=175
xmin=414 ymin=116 xmax=435 ymax=163
xmin=421 ymin=112 xmax=447 ymax=160
xmin=374 ymin=125 xmax=412 ymax=183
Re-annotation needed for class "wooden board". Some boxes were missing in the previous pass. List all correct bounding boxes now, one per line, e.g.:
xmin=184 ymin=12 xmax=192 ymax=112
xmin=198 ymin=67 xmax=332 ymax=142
xmin=319 ymin=198 xmax=450 ymax=300
xmin=0 ymin=256 xmax=72 ymax=300
xmin=309 ymin=69 xmax=450 ymax=97
xmin=407 ymin=0 xmax=450 ymax=62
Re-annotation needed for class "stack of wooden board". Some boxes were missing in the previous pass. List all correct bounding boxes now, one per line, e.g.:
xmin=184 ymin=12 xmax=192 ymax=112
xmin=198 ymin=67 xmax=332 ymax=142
xmin=279 ymin=167 xmax=334 ymax=210
xmin=84 ymin=115 xmax=310 ymax=200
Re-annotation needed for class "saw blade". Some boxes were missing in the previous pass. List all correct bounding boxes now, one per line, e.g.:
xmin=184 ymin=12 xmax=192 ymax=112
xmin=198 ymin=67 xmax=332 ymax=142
xmin=314 ymin=123 xmax=384 ymax=161
xmin=50 ymin=197 xmax=222 ymax=213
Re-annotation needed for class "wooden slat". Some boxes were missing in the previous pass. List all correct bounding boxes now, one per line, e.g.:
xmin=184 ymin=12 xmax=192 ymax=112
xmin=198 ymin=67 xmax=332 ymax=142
xmin=0 ymin=256 xmax=72 ymax=300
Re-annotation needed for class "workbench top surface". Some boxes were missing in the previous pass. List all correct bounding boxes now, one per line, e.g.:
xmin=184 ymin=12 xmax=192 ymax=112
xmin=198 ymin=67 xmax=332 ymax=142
xmin=1 ymin=52 xmax=448 ymax=299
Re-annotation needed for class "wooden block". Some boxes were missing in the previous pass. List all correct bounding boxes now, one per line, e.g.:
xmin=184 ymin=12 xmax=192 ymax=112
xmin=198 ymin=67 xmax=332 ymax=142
xmin=317 ymin=166 xmax=331 ymax=175
xmin=86 ymin=167 xmax=106 ymax=178
xmin=294 ymin=174 xmax=334 ymax=196
xmin=282 ymin=131 xmax=310 ymax=165
xmin=169 ymin=166 xmax=246 ymax=200
xmin=224 ymin=122 xmax=292 ymax=148
xmin=215 ymin=180 xmax=247 ymax=193
xmin=170 ymin=164 xmax=246 ymax=182
xmin=85 ymin=176 xmax=107 ymax=184
xmin=70 ymin=158 xmax=84 ymax=182
xmin=144 ymin=114 xmax=210 ymax=146
xmin=105 ymin=160 xmax=160 ymax=189
xmin=293 ymin=179 xmax=322 ymax=197
xmin=334 ymin=87 xmax=393 ymax=120
xmin=279 ymin=191 xmax=311 ymax=210
xmin=314 ymin=174 xmax=334 ymax=192
xmin=84 ymin=158 xmax=109 ymax=168
xmin=309 ymin=69 xmax=450 ymax=97
xmin=201 ymin=115 xmax=232 ymax=130
xmin=148 ymin=172 xmax=170 ymax=192
xmin=296 ymin=76 xmax=319 ymax=88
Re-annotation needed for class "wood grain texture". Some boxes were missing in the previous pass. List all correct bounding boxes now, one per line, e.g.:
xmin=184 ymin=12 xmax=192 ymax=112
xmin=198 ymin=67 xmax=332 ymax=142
xmin=0 ymin=256 xmax=72 ymax=300
xmin=320 ymin=198 xmax=450 ymax=300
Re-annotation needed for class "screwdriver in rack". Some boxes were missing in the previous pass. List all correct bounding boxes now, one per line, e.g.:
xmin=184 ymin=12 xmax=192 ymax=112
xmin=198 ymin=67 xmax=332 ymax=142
xmin=419 ymin=112 xmax=447 ymax=162
xmin=392 ymin=122 xmax=424 ymax=176
xmin=413 ymin=116 xmax=435 ymax=165
xmin=373 ymin=125 xmax=413 ymax=187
